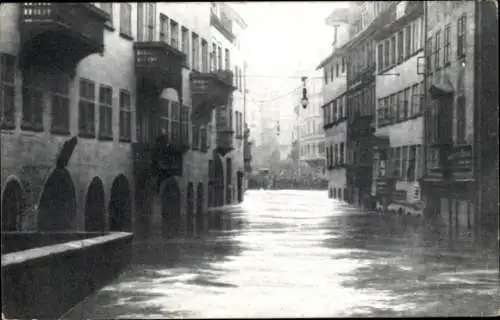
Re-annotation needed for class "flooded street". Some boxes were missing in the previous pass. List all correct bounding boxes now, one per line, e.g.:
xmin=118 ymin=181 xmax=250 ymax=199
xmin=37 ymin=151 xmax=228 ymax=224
xmin=64 ymin=190 xmax=499 ymax=319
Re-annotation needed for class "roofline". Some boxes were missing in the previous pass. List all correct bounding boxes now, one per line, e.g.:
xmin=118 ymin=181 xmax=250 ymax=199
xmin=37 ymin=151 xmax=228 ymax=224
xmin=315 ymin=50 xmax=347 ymax=70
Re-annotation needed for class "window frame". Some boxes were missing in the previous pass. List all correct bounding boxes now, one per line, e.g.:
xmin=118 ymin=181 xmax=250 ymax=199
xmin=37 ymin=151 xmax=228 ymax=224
xmin=120 ymin=3 xmax=132 ymax=38
xmin=79 ymin=78 xmax=96 ymax=138
xmin=0 ymin=53 xmax=16 ymax=129
xmin=50 ymin=72 xmax=70 ymax=135
xmin=119 ymin=89 xmax=132 ymax=142
xmin=98 ymin=84 xmax=113 ymax=140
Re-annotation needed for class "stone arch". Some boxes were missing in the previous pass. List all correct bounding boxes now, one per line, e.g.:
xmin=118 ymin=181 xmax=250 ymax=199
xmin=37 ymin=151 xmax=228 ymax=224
xmin=85 ymin=177 xmax=106 ymax=232
xmin=109 ymin=174 xmax=132 ymax=232
xmin=1 ymin=177 xmax=24 ymax=231
xmin=161 ymin=178 xmax=181 ymax=237
xmin=196 ymin=182 xmax=205 ymax=233
xmin=186 ymin=182 xmax=195 ymax=236
xmin=38 ymin=168 xmax=77 ymax=231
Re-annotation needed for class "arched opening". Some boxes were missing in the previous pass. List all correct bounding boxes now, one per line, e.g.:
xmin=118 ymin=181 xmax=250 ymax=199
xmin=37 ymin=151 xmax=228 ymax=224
xmin=196 ymin=182 xmax=205 ymax=233
xmin=214 ymin=155 xmax=224 ymax=207
xmin=109 ymin=174 xmax=132 ymax=232
xmin=237 ymin=171 xmax=244 ymax=203
xmin=186 ymin=182 xmax=195 ymax=236
xmin=1 ymin=179 xmax=24 ymax=231
xmin=38 ymin=169 xmax=76 ymax=231
xmin=161 ymin=178 xmax=181 ymax=238
xmin=226 ymin=158 xmax=232 ymax=204
xmin=85 ymin=177 xmax=105 ymax=232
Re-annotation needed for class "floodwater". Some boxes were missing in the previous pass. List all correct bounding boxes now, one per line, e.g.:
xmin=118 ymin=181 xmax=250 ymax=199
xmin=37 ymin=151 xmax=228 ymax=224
xmin=63 ymin=190 xmax=499 ymax=318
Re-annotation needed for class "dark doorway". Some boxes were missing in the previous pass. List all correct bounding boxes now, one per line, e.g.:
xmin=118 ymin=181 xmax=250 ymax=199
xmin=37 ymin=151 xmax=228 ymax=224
xmin=38 ymin=169 xmax=76 ymax=231
xmin=196 ymin=183 xmax=205 ymax=233
xmin=186 ymin=182 xmax=195 ymax=236
xmin=214 ymin=155 xmax=224 ymax=207
xmin=237 ymin=171 xmax=244 ymax=203
xmin=1 ymin=180 xmax=23 ymax=231
xmin=109 ymin=174 xmax=132 ymax=232
xmin=161 ymin=178 xmax=181 ymax=237
xmin=85 ymin=177 xmax=106 ymax=231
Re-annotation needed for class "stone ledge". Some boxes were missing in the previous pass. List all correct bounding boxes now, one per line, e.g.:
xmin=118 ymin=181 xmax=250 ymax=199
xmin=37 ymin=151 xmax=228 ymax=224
xmin=1 ymin=232 xmax=132 ymax=267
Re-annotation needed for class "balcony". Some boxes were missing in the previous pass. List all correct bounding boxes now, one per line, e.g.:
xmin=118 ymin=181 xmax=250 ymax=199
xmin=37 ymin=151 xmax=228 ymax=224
xmin=134 ymin=42 xmax=185 ymax=94
xmin=210 ymin=12 xmax=236 ymax=43
xmin=216 ymin=129 xmax=234 ymax=157
xmin=190 ymin=70 xmax=236 ymax=125
xmin=19 ymin=3 xmax=109 ymax=74
xmin=132 ymin=134 xmax=186 ymax=180
xmin=348 ymin=64 xmax=376 ymax=89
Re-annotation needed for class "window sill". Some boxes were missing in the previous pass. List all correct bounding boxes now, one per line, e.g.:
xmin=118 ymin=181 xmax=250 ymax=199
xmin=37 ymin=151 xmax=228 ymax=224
xmin=98 ymin=134 xmax=114 ymax=141
xmin=377 ymin=112 xmax=423 ymax=128
xmin=104 ymin=23 xmax=115 ymax=32
xmin=119 ymin=31 xmax=134 ymax=41
xmin=79 ymin=131 xmax=96 ymax=139
xmin=21 ymin=123 xmax=43 ymax=132
xmin=50 ymin=127 xmax=70 ymax=136
xmin=119 ymin=137 xmax=132 ymax=143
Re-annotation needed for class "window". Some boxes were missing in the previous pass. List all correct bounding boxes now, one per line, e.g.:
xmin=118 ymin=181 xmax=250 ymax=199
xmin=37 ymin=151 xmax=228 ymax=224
xmin=21 ymin=68 xmax=44 ymax=131
xmin=403 ymin=87 xmax=410 ymax=119
xmin=402 ymin=146 xmax=408 ymax=180
xmin=332 ymin=25 xmax=338 ymax=45
xmin=339 ymin=96 xmax=344 ymax=118
xmin=397 ymin=91 xmax=405 ymax=121
xmin=434 ymin=30 xmax=441 ymax=70
xmin=158 ymin=99 xmax=170 ymax=141
xmin=100 ymin=3 xmax=113 ymax=27
xmin=159 ymin=14 xmax=168 ymax=42
xmin=457 ymin=14 xmax=466 ymax=58
xmin=397 ymin=30 xmax=404 ymax=63
xmin=443 ymin=24 xmax=451 ymax=65
xmin=170 ymin=20 xmax=179 ymax=49
xmin=411 ymin=83 xmax=419 ymax=116
xmin=119 ymin=89 xmax=132 ymax=141
xmin=408 ymin=145 xmax=417 ymax=181
xmin=456 ymin=95 xmax=466 ymax=143
xmin=181 ymin=105 xmax=190 ymax=147
xmin=335 ymin=61 xmax=339 ymax=78
xmin=201 ymin=39 xmax=209 ymax=72
xmin=137 ymin=3 xmax=155 ymax=41
xmin=426 ymin=35 xmax=433 ymax=75
xmin=224 ymin=48 xmax=230 ymax=70
xmin=405 ymin=25 xmax=412 ymax=59
xmin=323 ymin=68 xmax=328 ymax=84
xmin=211 ymin=42 xmax=217 ymax=71
xmin=330 ymin=64 xmax=334 ymax=82
xmin=191 ymin=124 xmax=200 ymax=150
xmin=393 ymin=147 xmax=401 ymax=177
xmin=50 ymin=72 xmax=70 ymax=134
xmin=390 ymin=35 xmax=396 ymax=66
xmin=99 ymin=85 xmax=113 ymax=139
xmin=200 ymin=125 xmax=208 ymax=151
xmin=217 ymin=46 xmax=222 ymax=71
xmin=171 ymin=101 xmax=180 ymax=144
xmin=79 ymin=78 xmax=96 ymax=137
xmin=340 ymin=142 xmax=344 ymax=164
xmin=120 ymin=4 xmax=132 ymax=37
xmin=207 ymin=124 xmax=212 ymax=148
xmin=192 ymin=33 xmax=200 ymax=71
xmin=384 ymin=39 xmax=390 ymax=68
xmin=341 ymin=57 xmax=345 ymax=73
xmin=182 ymin=27 xmax=190 ymax=67
xmin=1 ymin=53 xmax=16 ymax=128
xmin=334 ymin=144 xmax=338 ymax=165
xmin=332 ymin=100 xmax=337 ymax=122
xmin=377 ymin=43 xmax=384 ymax=71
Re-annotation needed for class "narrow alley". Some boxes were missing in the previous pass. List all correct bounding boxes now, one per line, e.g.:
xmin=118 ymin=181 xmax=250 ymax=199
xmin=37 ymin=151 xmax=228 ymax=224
xmin=63 ymin=190 xmax=499 ymax=319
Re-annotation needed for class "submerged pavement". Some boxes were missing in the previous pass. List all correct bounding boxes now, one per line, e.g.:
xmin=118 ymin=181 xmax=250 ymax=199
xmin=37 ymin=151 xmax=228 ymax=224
xmin=63 ymin=190 xmax=499 ymax=318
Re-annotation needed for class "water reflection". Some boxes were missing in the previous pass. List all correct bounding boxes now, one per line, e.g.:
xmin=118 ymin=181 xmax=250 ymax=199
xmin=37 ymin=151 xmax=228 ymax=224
xmin=63 ymin=190 xmax=499 ymax=319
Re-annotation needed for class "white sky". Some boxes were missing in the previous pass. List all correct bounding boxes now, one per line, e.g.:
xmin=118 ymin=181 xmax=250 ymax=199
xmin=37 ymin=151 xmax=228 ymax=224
xmin=230 ymin=2 xmax=350 ymax=144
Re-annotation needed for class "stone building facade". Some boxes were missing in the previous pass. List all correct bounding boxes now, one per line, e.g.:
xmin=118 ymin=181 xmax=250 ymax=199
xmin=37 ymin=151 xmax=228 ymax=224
xmin=0 ymin=3 xmax=249 ymax=237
